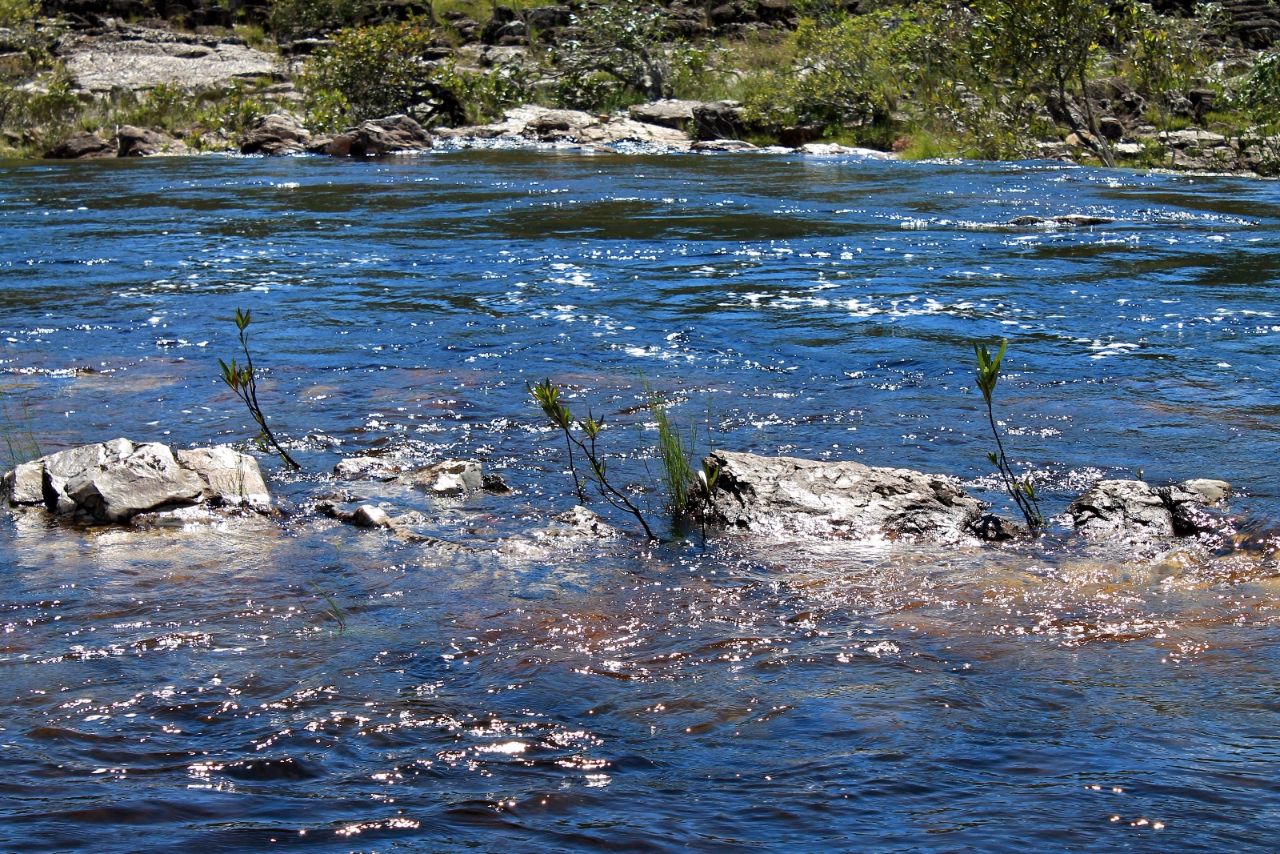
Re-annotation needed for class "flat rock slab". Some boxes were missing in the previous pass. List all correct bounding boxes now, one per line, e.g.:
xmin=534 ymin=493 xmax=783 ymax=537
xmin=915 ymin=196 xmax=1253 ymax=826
xmin=4 ymin=438 xmax=270 ymax=523
xmin=59 ymin=26 xmax=281 ymax=93
xmin=707 ymin=450 xmax=985 ymax=542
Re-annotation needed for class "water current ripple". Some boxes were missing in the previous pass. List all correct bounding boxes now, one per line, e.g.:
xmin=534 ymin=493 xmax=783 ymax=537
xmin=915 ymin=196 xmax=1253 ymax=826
xmin=1 ymin=151 xmax=1279 ymax=851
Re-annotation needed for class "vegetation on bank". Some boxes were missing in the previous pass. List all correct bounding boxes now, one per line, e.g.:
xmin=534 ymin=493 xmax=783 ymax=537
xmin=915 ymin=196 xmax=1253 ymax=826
xmin=4 ymin=0 xmax=1280 ymax=171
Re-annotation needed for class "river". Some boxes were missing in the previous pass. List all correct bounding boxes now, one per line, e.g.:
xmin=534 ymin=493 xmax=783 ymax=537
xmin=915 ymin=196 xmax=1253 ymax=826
xmin=1 ymin=150 xmax=1279 ymax=851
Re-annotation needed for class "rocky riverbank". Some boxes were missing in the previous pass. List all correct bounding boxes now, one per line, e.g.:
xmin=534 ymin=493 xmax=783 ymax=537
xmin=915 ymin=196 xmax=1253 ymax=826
xmin=6 ymin=1 xmax=1280 ymax=175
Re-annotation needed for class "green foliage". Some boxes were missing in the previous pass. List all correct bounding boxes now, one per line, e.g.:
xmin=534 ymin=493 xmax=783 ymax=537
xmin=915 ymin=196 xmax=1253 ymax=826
xmin=1233 ymin=51 xmax=1280 ymax=175
xmin=307 ymin=580 xmax=347 ymax=632
xmin=1 ymin=390 xmax=39 ymax=469
xmin=0 ymin=0 xmax=37 ymax=28
xmin=546 ymin=2 xmax=674 ymax=109
xmin=648 ymin=390 xmax=695 ymax=519
xmin=530 ymin=378 xmax=657 ymax=541
xmin=1237 ymin=51 xmax=1280 ymax=114
xmin=0 ymin=72 xmax=80 ymax=154
xmin=433 ymin=59 xmax=532 ymax=125
xmin=300 ymin=19 xmax=469 ymax=127
xmin=972 ymin=340 xmax=1043 ymax=532
xmin=219 ymin=308 xmax=300 ymax=470
xmin=1121 ymin=3 xmax=1215 ymax=131
xmin=267 ymin=0 xmax=365 ymax=40
xmin=743 ymin=14 xmax=898 ymax=130
xmin=971 ymin=0 xmax=1125 ymax=162
xmin=646 ymin=388 xmax=721 ymax=540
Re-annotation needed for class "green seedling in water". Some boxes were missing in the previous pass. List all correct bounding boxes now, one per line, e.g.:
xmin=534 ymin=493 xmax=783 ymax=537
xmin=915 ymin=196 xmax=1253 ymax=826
xmin=1 ymin=393 xmax=40 ymax=469
xmin=219 ymin=308 xmax=300 ymax=470
xmin=645 ymin=385 xmax=721 ymax=541
xmin=531 ymin=378 xmax=657 ymax=541
xmin=307 ymin=580 xmax=347 ymax=633
xmin=973 ymin=339 xmax=1044 ymax=532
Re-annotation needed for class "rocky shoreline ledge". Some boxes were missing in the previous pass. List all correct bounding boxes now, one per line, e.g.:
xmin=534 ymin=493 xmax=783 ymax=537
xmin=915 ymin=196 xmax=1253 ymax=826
xmin=8 ymin=4 xmax=1280 ymax=176
xmin=45 ymin=103 xmax=898 ymax=161
xmin=5 ymin=439 xmax=1262 ymax=568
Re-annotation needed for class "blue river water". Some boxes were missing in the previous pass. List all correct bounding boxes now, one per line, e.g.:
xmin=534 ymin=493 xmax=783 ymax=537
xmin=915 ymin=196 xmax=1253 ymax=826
xmin=1 ymin=150 xmax=1279 ymax=851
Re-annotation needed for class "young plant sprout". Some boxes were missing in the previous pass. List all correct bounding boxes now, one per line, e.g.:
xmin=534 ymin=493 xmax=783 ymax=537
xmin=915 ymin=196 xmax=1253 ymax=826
xmin=530 ymin=378 xmax=656 ymax=541
xmin=219 ymin=308 xmax=300 ymax=470
xmin=973 ymin=339 xmax=1044 ymax=532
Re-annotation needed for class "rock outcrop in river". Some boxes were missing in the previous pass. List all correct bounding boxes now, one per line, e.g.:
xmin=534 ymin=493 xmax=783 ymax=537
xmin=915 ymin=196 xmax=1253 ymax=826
xmin=1068 ymin=478 xmax=1233 ymax=539
xmin=3 ymin=438 xmax=270 ymax=523
xmin=706 ymin=450 xmax=986 ymax=543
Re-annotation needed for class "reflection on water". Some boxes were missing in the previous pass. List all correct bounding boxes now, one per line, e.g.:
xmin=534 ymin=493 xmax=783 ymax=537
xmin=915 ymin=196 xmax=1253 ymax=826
xmin=1 ymin=152 xmax=1279 ymax=851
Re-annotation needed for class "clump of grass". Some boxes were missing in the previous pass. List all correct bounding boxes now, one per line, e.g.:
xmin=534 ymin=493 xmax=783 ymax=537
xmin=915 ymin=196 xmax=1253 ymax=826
xmin=307 ymin=580 xmax=347 ymax=632
xmin=219 ymin=308 xmax=300 ymax=470
xmin=1 ymin=392 xmax=40 ymax=469
xmin=645 ymin=386 xmax=720 ymax=539
xmin=973 ymin=339 xmax=1043 ymax=532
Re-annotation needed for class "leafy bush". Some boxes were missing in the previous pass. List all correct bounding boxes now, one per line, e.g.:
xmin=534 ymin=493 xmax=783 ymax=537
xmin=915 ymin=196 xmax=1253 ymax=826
xmin=300 ymin=19 xmax=470 ymax=127
xmin=267 ymin=0 xmax=365 ymax=40
xmin=0 ymin=0 xmax=37 ymax=28
xmin=743 ymin=14 xmax=899 ymax=130
xmin=546 ymin=2 xmax=674 ymax=109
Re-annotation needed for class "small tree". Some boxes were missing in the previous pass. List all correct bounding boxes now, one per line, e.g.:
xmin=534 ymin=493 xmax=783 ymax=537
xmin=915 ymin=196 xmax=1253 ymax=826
xmin=300 ymin=19 xmax=465 ymax=127
xmin=547 ymin=2 xmax=673 ymax=109
xmin=971 ymin=0 xmax=1124 ymax=165
xmin=972 ymin=340 xmax=1043 ymax=532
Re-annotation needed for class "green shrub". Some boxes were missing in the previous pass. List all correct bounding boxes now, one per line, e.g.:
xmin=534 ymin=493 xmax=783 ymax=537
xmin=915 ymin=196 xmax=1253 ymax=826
xmin=743 ymin=14 xmax=900 ymax=130
xmin=300 ymin=19 xmax=465 ymax=126
xmin=267 ymin=0 xmax=364 ymax=40
xmin=545 ymin=2 xmax=674 ymax=109
xmin=0 ymin=0 xmax=37 ymax=28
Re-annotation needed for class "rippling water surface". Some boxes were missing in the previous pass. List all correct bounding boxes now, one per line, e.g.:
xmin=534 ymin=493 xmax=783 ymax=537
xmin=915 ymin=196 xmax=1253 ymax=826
xmin=2 ymin=151 xmax=1279 ymax=851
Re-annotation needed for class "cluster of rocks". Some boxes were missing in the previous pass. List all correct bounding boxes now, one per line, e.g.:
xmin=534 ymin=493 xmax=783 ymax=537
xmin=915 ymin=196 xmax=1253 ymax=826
xmin=45 ymin=125 xmax=189 ymax=159
xmin=3 ymin=438 xmax=270 ymax=524
xmin=226 ymin=104 xmax=894 ymax=160
xmin=238 ymin=113 xmax=432 ymax=157
xmin=4 ymin=440 xmax=1242 ymax=559
xmin=704 ymin=450 xmax=1235 ymax=548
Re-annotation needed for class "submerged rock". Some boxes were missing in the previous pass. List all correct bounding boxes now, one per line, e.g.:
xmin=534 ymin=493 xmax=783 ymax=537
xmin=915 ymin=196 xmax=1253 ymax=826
xmin=706 ymin=450 xmax=986 ymax=542
xmin=333 ymin=455 xmax=401 ymax=481
xmin=1068 ymin=478 xmax=1231 ymax=539
xmin=3 ymin=439 xmax=270 ymax=524
xmin=1007 ymin=214 xmax=1115 ymax=228
xmin=402 ymin=459 xmax=483 ymax=496
xmin=499 ymin=505 xmax=620 ymax=558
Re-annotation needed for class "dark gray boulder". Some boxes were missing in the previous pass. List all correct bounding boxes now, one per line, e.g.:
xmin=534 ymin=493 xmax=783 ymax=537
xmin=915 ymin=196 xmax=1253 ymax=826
xmin=116 ymin=125 xmax=182 ymax=156
xmin=1068 ymin=478 xmax=1232 ymax=538
xmin=706 ymin=450 xmax=986 ymax=542
xmin=691 ymin=100 xmax=747 ymax=141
